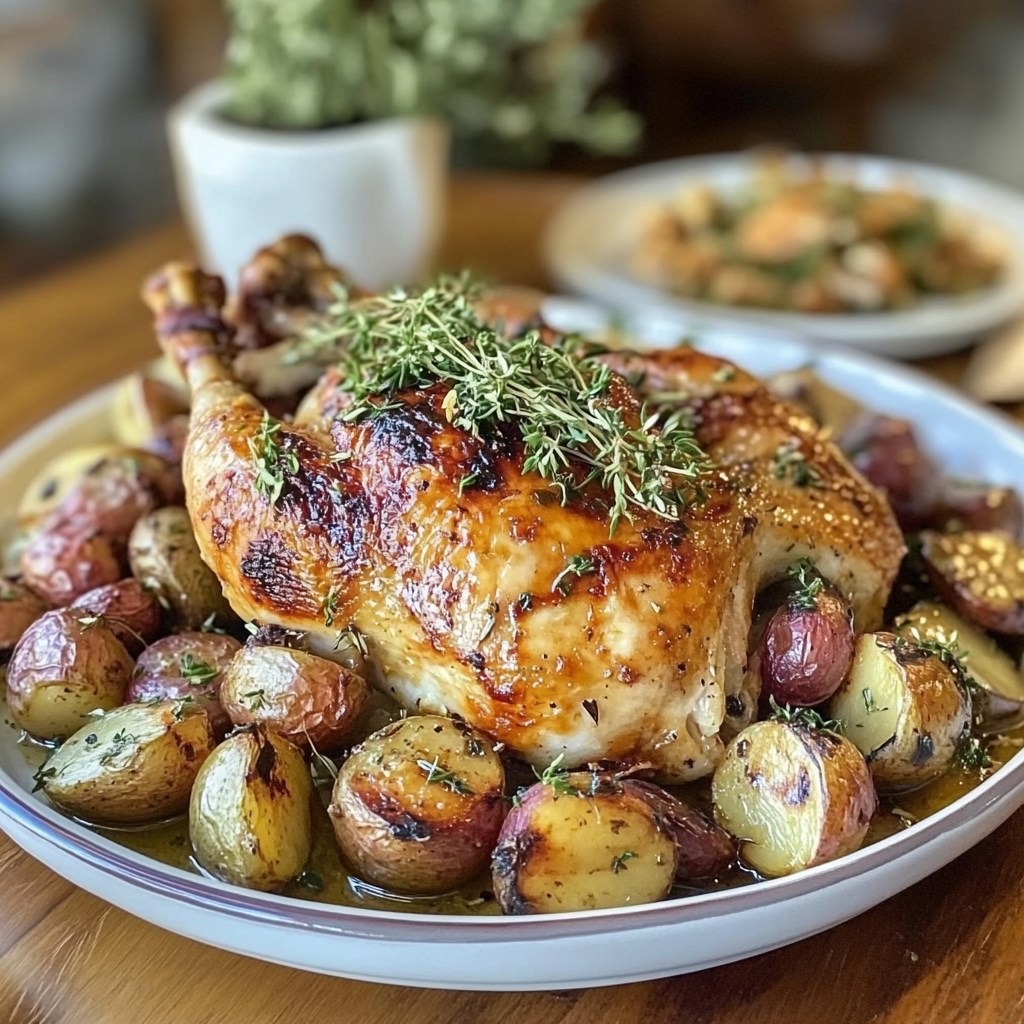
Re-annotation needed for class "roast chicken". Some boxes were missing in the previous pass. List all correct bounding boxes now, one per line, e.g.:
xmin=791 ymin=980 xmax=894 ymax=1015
xmin=144 ymin=236 xmax=904 ymax=782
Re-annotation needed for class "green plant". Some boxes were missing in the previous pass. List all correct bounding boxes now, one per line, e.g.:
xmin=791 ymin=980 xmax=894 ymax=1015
xmin=223 ymin=0 xmax=640 ymax=159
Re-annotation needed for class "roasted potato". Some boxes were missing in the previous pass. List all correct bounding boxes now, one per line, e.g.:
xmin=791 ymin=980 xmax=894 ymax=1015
xmin=190 ymin=726 xmax=313 ymax=891
xmin=143 ymin=414 xmax=189 ymax=469
xmin=897 ymin=601 xmax=1024 ymax=735
xmin=919 ymin=530 xmax=1024 ymax=635
xmin=111 ymin=373 xmax=189 ymax=449
xmin=933 ymin=480 xmax=1023 ymax=539
xmin=20 ymin=524 xmax=125 ymax=607
xmin=220 ymin=645 xmax=368 ymax=751
xmin=712 ymin=718 xmax=876 ymax=877
xmin=0 ymin=579 xmax=48 ymax=660
xmin=16 ymin=443 xmax=126 ymax=525
xmin=37 ymin=698 xmax=214 ymax=824
xmin=6 ymin=609 xmax=134 ymax=740
xmin=128 ymin=507 xmax=232 ymax=629
xmin=492 ymin=772 xmax=679 ymax=914
xmin=759 ymin=570 xmax=855 ymax=706
xmin=830 ymin=632 xmax=970 ymax=790
xmin=69 ymin=578 xmax=164 ymax=655
xmin=127 ymin=632 xmax=242 ymax=735
xmin=329 ymin=715 xmax=505 ymax=895
xmin=840 ymin=414 xmax=939 ymax=530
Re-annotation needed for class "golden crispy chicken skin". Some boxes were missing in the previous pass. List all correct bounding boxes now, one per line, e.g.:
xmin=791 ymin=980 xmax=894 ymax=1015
xmin=143 ymin=246 xmax=903 ymax=782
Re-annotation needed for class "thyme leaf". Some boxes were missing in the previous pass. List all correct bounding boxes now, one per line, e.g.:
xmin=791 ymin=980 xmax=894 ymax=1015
xmin=180 ymin=653 xmax=217 ymax=686
xmin=416 ymin=757 xmax=475 ymax=796
xmin=248 ymin=410 xmax=299 ymax=505
xmin=787 ymin=558 xmax=826 ymax=611
xmin=768 ymin=696 xmax=844 ymax=735
xmin=552 ymin=554 xmax=596 ymax=596
xmin=773 ymin=442 xmax=823 ymax=489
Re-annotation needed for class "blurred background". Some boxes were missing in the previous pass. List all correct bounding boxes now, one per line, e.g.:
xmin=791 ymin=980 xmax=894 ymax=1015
xmin=1 ymin=0 xmax=1023 ymax=288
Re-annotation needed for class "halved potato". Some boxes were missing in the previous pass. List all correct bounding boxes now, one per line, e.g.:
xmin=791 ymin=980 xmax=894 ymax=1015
xmin=220 ymin=644 xmax=368 ymax=751
xmin=830 ymin=631 xmax=970 ymax=790
xmin=329 ymin=715 xmax=505 ymax=895
xmin=6 ymin=609 xmax=134 ymax=741
xmin=712 ymin=719 xmax=876 ymax=878
xmin=492 ymin=773 xmax=679 ymax=914
xmin=919 ymin=530 xmax=1024 ymax=634
xmin=897 ymin=600 xmax=1024 ymax=734
xmin=38 ymin=699 xmax=214 ymax=824
xmin=189 ymin=726 xmax=312 ymax=892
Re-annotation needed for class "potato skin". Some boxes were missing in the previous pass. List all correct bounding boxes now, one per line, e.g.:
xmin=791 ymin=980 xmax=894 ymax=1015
xmin=17 ymin=444 xmax=127 ymax=525
xmin=69 ymin=578 xmax=164 ymax=655
xmin=189 ymin=726 xmax=313 ymax=892
xmin=39 ymin=699 xmax=214 ymax=824
xmin=329 ymin=715 xmax=505 ymax=895
xmin=20 ymin=525 xmax=125 ymax=607
xmin=127 ymin=632 xmax=241 ymax=735
xmin=128 ymin=507 xmax=232 ymax=629
xmin=830 ymin=632 xmax=970 ymax=790
xmin=712 ymin=719 xmax=876 ymax=878
xmin=934 ymin=481 xmax=1023 ymax=539
xmin=6 ymin=609 xmax=134 ymax=741
xmin=0 ymin=579 xmax=48 ymax=659
xmin=220 ymin=645 xmax=368 ymax=751
xmin=760 ymin=585 xmax=855 ymax=706
xmin=920 ymin=530 xmax=1024 ymax=634
xmin=492 ymin=773 xmax=679 ymax=914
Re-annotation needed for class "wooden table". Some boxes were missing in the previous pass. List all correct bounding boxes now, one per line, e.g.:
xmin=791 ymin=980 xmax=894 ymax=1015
xmin=1 ymin=173 xmax=1024 ymax=1024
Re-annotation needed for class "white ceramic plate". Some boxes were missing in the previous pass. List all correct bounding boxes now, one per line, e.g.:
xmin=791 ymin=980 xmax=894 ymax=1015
xmin=544 ymin=152 xmax=1024 ymax=359
xmin=2 ymin=315 xmax=1024 ymax=992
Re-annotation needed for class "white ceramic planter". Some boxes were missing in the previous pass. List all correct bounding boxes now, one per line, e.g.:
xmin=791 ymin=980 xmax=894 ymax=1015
xmin=168 ymin=81 xmax=448 ymax=289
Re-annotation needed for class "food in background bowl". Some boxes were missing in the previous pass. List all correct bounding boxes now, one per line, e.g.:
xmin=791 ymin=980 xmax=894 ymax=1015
xmin=631 ymin=154 xmax=1006 ymax=313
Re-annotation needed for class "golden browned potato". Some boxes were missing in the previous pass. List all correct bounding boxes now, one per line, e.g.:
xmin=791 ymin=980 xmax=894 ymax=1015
xmin=111 ymin=373 xmax=189 ymax=449
xmin=919 ymin=530 xmax=1024 ymax=635
xmin=712 ymin=717 xmax=876 ymax=878
xmin=491 ymin=772 xmax=679 ymax=914
xmin=37 ymin=699 xmax=214 ymax=824
xmin=127 ymin=632 xmax=242 ymax=735
xmin=6 ymin=609 xmax=134 ymax=741
xmin=329 ymin=715 xmax=505 ymax=895
xmin=0 ymin=579 xmax=48 ymax=659
xmin=69 ymin=578 xmax=164 ymax=655
xmin=896 ymin=601 xmax=1024 ymax=734
xmin=16 ymin=444 xmax=127 ymax=525
xmin=189 ymin=726 xmax=313 ymax=892
xmin=830 ymin=632 xmax=970 ymax=791
xmin=220 ymin=644 xmax=368 ymax=751
xmin=934 ymin=481 xmax=1023 ymax=539
xmin=20 ymin=524 xmax=125 ymax=606
xmin=128 ymin=507 xmax=232 ymax=629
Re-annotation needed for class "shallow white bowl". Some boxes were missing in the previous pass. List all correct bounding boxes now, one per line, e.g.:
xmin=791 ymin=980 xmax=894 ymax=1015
xmin=544 ymin=153 xmax=1024 ymax=359
xmin=2 ymin=315 xmax=1024 ymax=991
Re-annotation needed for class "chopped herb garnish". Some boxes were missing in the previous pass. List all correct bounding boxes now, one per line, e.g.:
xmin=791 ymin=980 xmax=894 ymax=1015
xmin=954 ymin=735 xmax=992 ymax=771
xmin=295 ymin=869 xmax=324 ymax=892
xmin=862 ymin=688 xmax=888 ymax=715
xmin=333 ymin=623 xmax=368 ymax=658
xmin=773 ymin=442 xmax=823 ymax=488
xmin=200 ymin=613 xmax=228 ymax=635
xmin=894 ymin=629 xmax=979 ymax=697
xmin=248 ymin=410 xmax=300 ymax=505
xmin=296 ymin=274 xmax=714 ymax=536
xmin=611 ymin=850 xmax=637 ymax=873
xmin=32 ymin=765 xmax=57 ymax=792
xmin=322 ymin=585 xmax=340 ymax=629
xmin=534 ymin=753 xmax=578 ymax=796
xmin=180 ymin=653 xmax=217 ymax=686
xmin=101 ymin=729 xmax=138 ymax=764
xmin=787 ymin=558 xmax=826 ymax=611
xmin=769 ymin=696 xmax=844 ymax=734
xmin=552 ymin=554 xmax=596 ymax=596
xmin=416 ymin=757 xmax=475 ymax=796
xmin=457 ymin=472 xmax=479 ymax=497
xmin=241 ymin=689 xmax=268 ymax=711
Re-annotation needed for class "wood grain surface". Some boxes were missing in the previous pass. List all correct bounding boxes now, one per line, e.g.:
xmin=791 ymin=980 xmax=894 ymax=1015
xmin=1 ymin=172 xmax=1023 ymax=1024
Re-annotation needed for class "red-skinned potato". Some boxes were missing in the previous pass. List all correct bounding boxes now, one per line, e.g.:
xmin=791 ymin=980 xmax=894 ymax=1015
xmin=712 ymin=718 xmax=876 ymax=878
xmin=127 ymin=632 xmax=241 ymax=736
xmin=37 ymin=698 xmax=214 ymax=825
xmin=492 ymin=772 xmax=679 ymax=914
xmin=190 ymin=726 xmax=312 ymax=892
xmin=933 ymin=480 xmax=1023 ymax=539
xmin=830 ymin=632 xmax=971 ymax=791
xmin=20 ymin=525 xmax=125 ymax=607
xmin=70 ymin=578 xmax=163 ymax=655
xmin=919 ymin=530 xmax=1024 ymax=634
xmin=759 ymin=575 xmax=855 ymax=706
xmin=6 ymin=609 xmax=133 ymax=740
xmin=0 ymin=579 xmax=48 ymax=659
xmin=329 ymin=715 xmax=505 ymax=895
xmin=840 ymin=414 xmax=939 ymax=530
xmin=220 ymin=645 xmax=368 ymax=751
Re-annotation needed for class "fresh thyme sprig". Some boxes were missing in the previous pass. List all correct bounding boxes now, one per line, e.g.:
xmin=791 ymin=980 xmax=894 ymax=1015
xmin=773 ymin=441 xmax=823 ymax=489
xmin=416 ymin=757 xmax=475 ymax=796
xmin=552 ymin=554 xmax=596 ymax=596
xmin=296 ymin=274 xmax=714 ymax=535
xmin=787 ymin=558 xmax=826 ymax=611
xmin=248 ymin=410 xmax=299 ymax=505
xmin=180 ymin=653 xmax=217 ymax=686
xmin=768 ymin=696 xmax=844 ymax=735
